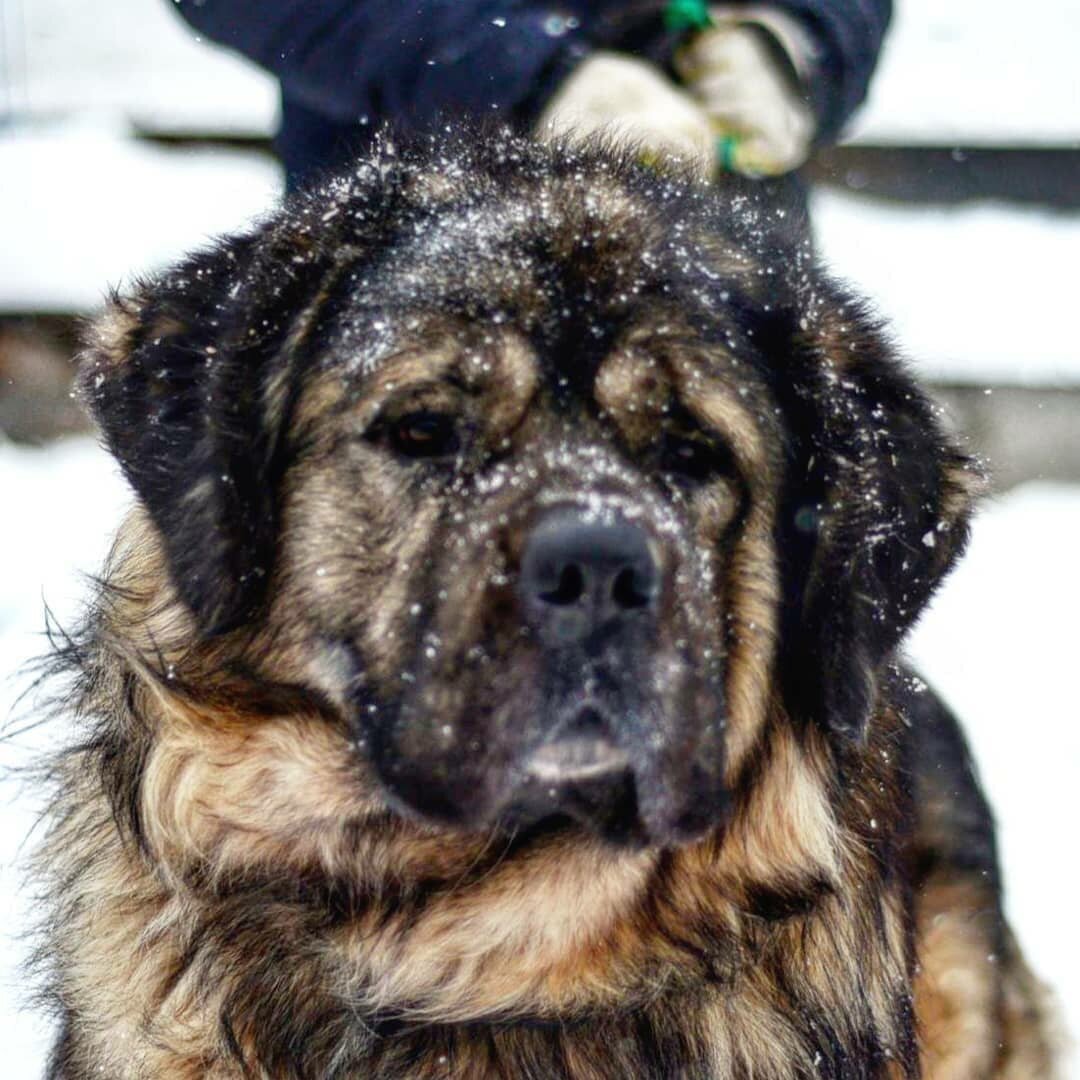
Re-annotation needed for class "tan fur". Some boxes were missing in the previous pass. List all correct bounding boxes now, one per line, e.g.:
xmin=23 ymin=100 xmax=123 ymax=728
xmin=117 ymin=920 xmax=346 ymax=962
xmin=41 ymin=504 xmax=1055 ymax=1076
xmin=42 ymin=137 xmax=1057 ymax=1079
xmin=996 ymin=930 xmax=1063 ymax=1079
xmin=85 ymin=296 xmax=143 ymax=370
xmin=914 ymin=876 xmax=1062 ymax=1079
xmin=720 ymin=722 xmax=842 ymax=890
xmin=914 ymin=876 xmax=1003 ymax=1078
xmin=44 ymin=641 xmax=908 ymax=1058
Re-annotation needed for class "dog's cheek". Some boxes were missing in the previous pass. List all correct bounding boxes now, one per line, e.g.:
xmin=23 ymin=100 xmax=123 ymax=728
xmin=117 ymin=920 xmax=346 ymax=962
xmin=368 ymin=525 xmax=543 ymax=826
xmin=668 ymin=481 xmax=780 ymax=785
xmin=719 ymin=497 xmax=782 ymax=778
xmin=269 ymin=450 xmax=444 ymax=696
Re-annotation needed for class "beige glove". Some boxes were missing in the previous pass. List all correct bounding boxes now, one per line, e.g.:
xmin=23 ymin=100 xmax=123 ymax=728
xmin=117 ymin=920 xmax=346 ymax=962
xmin=675 ymin=11 xmax=816 ymax=176
xmin=537 ymin=52 xmax=716 ymax=180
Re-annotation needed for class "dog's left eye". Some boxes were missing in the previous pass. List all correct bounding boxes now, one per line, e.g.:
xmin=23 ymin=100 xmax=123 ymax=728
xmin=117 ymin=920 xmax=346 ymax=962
xmin=660 ymin=432 xmax=732 ymax=483
xmin=388 ymin=412 xmax=461 ymax=459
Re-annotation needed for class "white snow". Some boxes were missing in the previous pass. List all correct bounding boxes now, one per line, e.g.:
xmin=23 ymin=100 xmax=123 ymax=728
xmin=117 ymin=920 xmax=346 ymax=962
xmin=849 ymin=0 xmax=1080 ymax=145
xmin=0 ymin=439 xmax=1077 ymax=1075
xmin=0 ymin=119 xmax=283 ymax=313
xmin=1 ymin=0 xmax=278 ymax=136
xmin=811 ymin=190 xmax=1080 ymax=386
xmin=0 ymin=438 xmax=131 ymax=1075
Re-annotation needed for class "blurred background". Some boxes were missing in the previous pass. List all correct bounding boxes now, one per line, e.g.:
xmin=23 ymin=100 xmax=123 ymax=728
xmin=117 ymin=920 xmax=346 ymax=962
xmin=1 ymin=0 xmax=1077 ymax=1073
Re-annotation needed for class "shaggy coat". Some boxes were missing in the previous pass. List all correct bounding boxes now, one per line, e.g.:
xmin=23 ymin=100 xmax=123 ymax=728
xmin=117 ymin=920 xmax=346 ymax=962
xmin=37 ymin=132 xmax=1056 ymax=1078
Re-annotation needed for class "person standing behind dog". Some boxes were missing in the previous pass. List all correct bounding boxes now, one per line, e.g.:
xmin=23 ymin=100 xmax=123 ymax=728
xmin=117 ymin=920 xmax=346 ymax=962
xmin=171 ymin=1 xmax=890 ymax=188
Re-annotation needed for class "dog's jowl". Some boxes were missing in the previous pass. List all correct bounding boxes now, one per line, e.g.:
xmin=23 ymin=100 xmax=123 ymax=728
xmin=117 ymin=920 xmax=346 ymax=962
xmin=38 ymin=132 xmax=1057 ymax=1078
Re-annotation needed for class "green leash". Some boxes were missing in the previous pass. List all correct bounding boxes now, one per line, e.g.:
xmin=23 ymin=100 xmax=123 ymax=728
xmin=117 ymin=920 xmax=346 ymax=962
xmin=665 ymin=1 xmax=742 ymax=172
xmin=663 ymin=0 xmax=714 ymax=32
xmin=716 ymin=133 xmax=739 ymax=172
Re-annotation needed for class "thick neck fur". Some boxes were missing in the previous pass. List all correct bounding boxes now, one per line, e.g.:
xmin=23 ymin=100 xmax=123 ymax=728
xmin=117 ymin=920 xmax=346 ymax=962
xmin=39 ymin=524 xmax=917 ymax=1080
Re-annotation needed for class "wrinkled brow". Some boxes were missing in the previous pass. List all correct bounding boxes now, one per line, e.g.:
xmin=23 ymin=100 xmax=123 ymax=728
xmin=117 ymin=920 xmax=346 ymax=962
xmin=593 ymin=340 xmax=771 ymax=475
xmin=362 ymin=329 xmax=538 ymax=399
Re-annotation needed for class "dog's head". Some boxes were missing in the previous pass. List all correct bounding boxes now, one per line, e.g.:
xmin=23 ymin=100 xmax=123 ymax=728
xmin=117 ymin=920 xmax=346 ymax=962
xmin=82 ymin=133 xmax=980 ymax=849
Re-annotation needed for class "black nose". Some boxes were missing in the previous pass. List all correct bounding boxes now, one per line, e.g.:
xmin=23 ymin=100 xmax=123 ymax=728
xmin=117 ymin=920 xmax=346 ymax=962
xmin=520 ymin=507 xmax=659 ymax=646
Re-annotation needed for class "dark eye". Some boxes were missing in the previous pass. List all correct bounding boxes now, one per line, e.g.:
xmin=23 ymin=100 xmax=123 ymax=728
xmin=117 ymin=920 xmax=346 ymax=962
xmin=660 ymin=432 xmax=731 ymax=484
xmin=388 ymin=411 xmax=461 ymax=459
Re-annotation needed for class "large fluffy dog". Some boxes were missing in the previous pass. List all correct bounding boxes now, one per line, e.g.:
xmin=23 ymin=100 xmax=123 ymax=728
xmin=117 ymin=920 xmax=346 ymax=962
xmin=39 ymin=132 xmax=1056 ymax=1078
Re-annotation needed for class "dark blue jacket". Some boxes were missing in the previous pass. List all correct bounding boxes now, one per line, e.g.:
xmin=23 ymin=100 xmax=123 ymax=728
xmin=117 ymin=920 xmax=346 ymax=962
xmin=172 ymin=1 xmax=890 ymax=188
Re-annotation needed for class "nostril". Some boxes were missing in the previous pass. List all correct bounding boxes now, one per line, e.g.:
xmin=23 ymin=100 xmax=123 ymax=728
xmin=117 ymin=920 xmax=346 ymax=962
xmin=520 ymin=507 xmax=660 ymax=633
xmin=540 ymin=563 xmax=586 ymax=606
xmin=611 ymin=566 xmax=651 ymax=610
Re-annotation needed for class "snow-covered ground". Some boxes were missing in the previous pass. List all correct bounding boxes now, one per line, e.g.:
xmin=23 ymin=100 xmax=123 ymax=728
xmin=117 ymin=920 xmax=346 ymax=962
xmin=1 ymin=439 xmax=1077 ymax=1075
xmin=849 ymin=0 xmax=1080 ymax=145
xmin=811 ymin=191 xmax=1080 ymax=387
xmin=0 ymin=120 xmax=283 ymax=313
xmin=1 ymin=0 xmax=278 ymax=136
xmin=0 ymin=439 xmax=130 ymax=1073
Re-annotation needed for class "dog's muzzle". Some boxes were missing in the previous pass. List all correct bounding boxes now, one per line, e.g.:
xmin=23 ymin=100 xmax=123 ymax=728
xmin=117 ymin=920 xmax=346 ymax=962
xmin=508 ymin=506 xmax=661 ymax=836
xmin=366 ymin=502 xmax=727 ymax=848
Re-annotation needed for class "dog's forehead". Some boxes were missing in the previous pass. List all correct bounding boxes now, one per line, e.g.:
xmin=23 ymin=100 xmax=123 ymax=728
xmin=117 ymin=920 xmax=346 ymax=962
xmin=285 ymin=147 xmax=801 ymax=445
xmin=319 ymin=160 xmax=777 ymax=360
xmin=340 ymin=239 xmax=764 ymax=398
xmin=384 ymin=174 xmax=756 ymax=310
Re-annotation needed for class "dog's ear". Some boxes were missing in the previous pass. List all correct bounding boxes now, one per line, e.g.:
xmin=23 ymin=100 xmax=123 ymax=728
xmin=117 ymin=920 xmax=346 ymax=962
xmin=80 ymin=222 xmax=333 ymax=636
xmin=776 ymin=285 xmax=985 ymax=743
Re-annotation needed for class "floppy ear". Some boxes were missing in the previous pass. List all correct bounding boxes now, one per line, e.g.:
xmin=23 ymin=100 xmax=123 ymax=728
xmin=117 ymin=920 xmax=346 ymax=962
xmin=776 ymin=287 xmax=985 ymax=743
xmin=80 ymin=222 xmax=333 ymax=636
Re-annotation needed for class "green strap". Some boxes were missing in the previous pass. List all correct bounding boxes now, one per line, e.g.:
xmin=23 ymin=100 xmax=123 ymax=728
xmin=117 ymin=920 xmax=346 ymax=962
xmin=664 ymin=0 xmax=714 ymax=32
xmin=716 ymin=134 xmax=739 ymax=173
xmin=666 ymin=2 xmax=739 ymax=173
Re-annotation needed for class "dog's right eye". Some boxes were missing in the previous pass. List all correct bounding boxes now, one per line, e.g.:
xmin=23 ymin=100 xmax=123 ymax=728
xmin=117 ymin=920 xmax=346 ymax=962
xmin=660 ymin=432 xmax=733 ymax=485
xmin=386 ymin=411 xmax=461 ymax=459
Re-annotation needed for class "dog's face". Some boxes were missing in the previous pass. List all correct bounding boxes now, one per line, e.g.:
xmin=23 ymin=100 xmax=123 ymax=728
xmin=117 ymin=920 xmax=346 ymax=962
xmin=83 ymin=134 xmax=978 ymax=851
xmin=278 ymin=305 xmax=779 ymax=846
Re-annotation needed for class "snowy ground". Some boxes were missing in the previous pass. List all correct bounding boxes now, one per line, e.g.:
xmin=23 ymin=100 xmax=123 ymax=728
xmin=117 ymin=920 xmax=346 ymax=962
xmin=1 ymin=438 xmax=1077 ymax=1075
xmin=811 ymin=191 xmax=1080 ymax=387
xmin=0 ymin=439 xmax=131 ymax=1072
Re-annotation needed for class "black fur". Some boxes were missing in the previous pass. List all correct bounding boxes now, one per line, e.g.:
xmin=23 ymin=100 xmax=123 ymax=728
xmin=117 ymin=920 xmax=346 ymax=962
xmin=36 ymin=129 xmax=1052 ymax=1079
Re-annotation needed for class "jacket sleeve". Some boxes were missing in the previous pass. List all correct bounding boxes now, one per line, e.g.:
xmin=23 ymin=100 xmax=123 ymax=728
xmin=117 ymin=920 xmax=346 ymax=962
xmin=759 ymin=0 xmax=892 ymax=142
xmin=171 ymin=1 xmax=619 ymax=127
